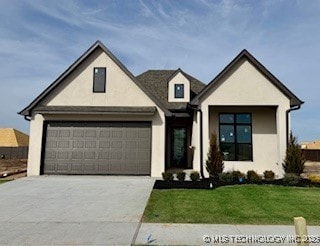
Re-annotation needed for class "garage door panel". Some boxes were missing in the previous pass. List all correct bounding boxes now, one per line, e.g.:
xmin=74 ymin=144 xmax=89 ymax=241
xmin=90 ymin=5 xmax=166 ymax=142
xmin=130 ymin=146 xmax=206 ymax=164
xmin=73 ymin=141 xmax=84 ymax=148
xmin=57 ymin=163 xmax=69 ymax=172
xmin=43 ymin=122 xmax=151 ymax=175
xmin=84 ymin=152 xmax=95 ymax=159
xmin=71 ymin=163 xmax=82 ymax=172
xmin=73 ymin=129 xmax=85 ymax=137
xmin=84 ymin=163 xmax=95 ymax=172
xmin=57 ymin=152 xmax=68 ymax=160
xmin=85 ymin=130 xmax=96 ymax=138
xmin=99 ymin=130 xmax=110 ymax=138
xmin=99 ymin=141 xmax=110 ymax=148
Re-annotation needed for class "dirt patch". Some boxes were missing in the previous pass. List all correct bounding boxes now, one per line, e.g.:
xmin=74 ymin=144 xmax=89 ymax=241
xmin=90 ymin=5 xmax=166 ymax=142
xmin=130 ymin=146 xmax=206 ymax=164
xmin=0 ymin=159 xmax=27 ymax=180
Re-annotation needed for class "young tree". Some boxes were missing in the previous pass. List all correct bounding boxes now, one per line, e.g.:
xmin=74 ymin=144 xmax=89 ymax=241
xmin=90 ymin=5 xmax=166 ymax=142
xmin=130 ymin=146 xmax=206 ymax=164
xmin=282 ymin=132 xmax=305 ymax=175
xmin=206 ymin=132 xmax=224 ymax=180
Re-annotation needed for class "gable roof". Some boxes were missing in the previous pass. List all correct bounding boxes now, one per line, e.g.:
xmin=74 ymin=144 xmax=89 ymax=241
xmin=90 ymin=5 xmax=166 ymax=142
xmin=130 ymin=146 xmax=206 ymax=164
xmin=0 ymin=128 xmax=29 ymax=147
xmin=19 ymin=40 xmax=171 ymax=116
xmin=191 ymin=49 xmax=304 ymax=107
xmin=136 ymin=69 xmax=206 ymax=111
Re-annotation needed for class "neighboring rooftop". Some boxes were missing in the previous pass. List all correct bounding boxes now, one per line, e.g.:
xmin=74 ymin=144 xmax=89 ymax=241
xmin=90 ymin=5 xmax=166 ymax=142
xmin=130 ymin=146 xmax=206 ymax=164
xmin=0 ymin=128 xmax=29 ymax=147
xmin=301 ymin=140 xmax=320 ymax=150
xmin=136 ymin=69 xmax=206 ymax=111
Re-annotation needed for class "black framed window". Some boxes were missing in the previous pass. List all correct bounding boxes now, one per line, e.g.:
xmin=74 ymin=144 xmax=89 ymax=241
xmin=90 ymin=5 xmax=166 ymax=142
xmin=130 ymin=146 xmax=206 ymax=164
xmin=174 ymin=84 xmax=184 ymax=98
xmin=219 ymin=113 xmax=252 ymax=161
xmin=93 ymin=67 xmax=106 ymax=92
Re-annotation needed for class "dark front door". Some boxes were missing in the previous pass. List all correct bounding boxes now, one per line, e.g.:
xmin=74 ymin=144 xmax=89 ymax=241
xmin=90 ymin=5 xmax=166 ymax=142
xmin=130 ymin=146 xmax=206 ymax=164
xmin=171 ymin=127 xmax=187 ymax=167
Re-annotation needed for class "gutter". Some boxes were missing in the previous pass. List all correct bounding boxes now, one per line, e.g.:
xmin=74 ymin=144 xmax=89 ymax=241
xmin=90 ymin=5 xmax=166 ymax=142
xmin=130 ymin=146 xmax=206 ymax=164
xmin=188 ymin=104 xmax=205 ymax=179
xmin=285 ymin=105 xmax=301 ymax=147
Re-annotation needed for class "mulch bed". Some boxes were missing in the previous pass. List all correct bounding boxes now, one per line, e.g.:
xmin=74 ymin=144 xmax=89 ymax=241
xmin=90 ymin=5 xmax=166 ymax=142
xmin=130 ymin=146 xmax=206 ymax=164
xmin=154 ymin=178 xmax=320 ymax=189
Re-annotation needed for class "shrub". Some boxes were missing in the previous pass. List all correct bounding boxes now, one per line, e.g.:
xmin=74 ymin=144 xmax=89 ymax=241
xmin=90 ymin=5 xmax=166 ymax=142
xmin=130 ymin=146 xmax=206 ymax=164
xmin=206 ymin=132 xmax=224 ymax=180
xmin=247 ymin=170 xmax=261 ymax=183
xmin=283 ymin=173 xmax=300 ymax=186
xmin=176 ymin=171 xmax=186 ymax=182
xmin=308 ymin=174 xmax=320 ymax=184
xmin=231 ymin=170 xmax=245 ymax=182
xmin=162 ymin=172 xmax=174 ymax=181
xmin=264 ymin=170 xmax=275 ymax=181
xmin=190 ymin=171 xmax=200 ymax=181
xmin=219 ymin=172 xmax=234 ymax=183
xmin=282 ymin=132 xmax=305 ymax=175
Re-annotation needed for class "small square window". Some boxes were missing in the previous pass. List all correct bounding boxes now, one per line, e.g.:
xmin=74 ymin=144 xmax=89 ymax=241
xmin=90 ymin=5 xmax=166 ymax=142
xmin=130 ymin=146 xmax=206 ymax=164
xmin=93 ymin=67 xmax=106 ymax=93
xmin=174 ymin=84 xmax=184 ymax=98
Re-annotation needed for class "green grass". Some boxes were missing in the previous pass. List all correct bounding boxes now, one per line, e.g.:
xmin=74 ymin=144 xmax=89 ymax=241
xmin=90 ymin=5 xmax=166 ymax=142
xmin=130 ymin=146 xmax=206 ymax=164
xmin=0 ymin=180 xmax=8 ymax=184
xmin=143 ymin=185 xmax=320 ymax=225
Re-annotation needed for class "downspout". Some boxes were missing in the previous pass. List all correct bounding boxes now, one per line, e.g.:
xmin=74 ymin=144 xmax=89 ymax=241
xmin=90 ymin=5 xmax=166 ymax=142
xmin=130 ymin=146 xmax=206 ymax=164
xmin=189 ymin=104 xmax=205 ymax=179
xmin=285 ymin=105 xmax=301 ymax=147
xmin=24 ymin=115 xmax=31 ymax=121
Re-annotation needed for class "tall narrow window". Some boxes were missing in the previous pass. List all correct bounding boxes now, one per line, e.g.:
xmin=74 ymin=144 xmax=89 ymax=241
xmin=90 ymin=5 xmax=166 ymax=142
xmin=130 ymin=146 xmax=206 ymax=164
xmin=174 ymin=84 xmax=184 ymax=98
xmin=219 ymin=113 xmax=252 ymax=161
xmin=93 ymin=67 xmax=106 ymax=92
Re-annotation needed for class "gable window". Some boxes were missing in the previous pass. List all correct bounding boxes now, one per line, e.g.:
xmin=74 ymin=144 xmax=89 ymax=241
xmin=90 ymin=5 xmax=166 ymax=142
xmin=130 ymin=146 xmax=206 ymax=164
xmin=219 ymin=113 xmax=252 ymax=161
xmin=93 ymin=67 xmax=106 ymax=92
xmin=174 ymin=84 xmax=184 ymax=98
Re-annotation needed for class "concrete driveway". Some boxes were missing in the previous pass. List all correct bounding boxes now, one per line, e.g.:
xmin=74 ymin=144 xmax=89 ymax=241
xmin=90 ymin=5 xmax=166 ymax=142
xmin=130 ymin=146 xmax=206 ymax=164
xmin=0 ymin=176 xmax=155 ymax=245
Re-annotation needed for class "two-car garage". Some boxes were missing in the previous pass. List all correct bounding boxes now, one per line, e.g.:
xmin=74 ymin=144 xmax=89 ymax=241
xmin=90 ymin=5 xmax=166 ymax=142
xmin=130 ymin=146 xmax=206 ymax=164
xmin=42 ymin=122 xmax=152 ymax=175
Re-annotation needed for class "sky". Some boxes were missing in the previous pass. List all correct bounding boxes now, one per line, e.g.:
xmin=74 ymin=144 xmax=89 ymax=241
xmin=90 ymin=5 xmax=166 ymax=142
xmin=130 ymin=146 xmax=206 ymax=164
xmin=0 ymin=0 xmax=319 ymax=142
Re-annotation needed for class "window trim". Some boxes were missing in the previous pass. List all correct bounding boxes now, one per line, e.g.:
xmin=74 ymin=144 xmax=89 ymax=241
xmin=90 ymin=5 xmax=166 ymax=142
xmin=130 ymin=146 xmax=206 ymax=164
xmin=219 ymin=113 xmax=253 ymax=161
xmin=174 ymin=84 xmax=184 ymax=98
xmin=93 ymin=67 xmax=106 ymax=93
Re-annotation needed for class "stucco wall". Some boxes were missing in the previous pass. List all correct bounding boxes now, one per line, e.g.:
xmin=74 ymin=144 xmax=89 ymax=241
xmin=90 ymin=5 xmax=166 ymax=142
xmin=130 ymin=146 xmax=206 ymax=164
xmin=192 ymin=58 xmax=290 ymax=178
xmin=168 ymin=72 xmax=190 ymax=102
xmin=43 ymin=48 xmax=158 ymax=108
xmin=27 ymin=114 xmax=44 ymax=176
xmin=27 ymin=47 xmax=166 ymax=177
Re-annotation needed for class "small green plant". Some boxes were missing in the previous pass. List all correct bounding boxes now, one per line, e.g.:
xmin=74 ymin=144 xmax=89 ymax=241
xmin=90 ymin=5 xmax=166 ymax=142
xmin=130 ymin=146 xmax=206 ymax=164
xmin=247 ymin=170 xmax=261 ymax=183
xmin=176 ymin=171 xmax=186 ymax=182
xmin=231 ymin=170 xmax=245 ymax=182
xmin=283 ymin=132 xmax=305 ymax=175
xmin=206 ymin=132 xmax=224 ymax=180
xmin=264 ymin=170 xmax=275 ymax=181
xmin=283 ymin=173 xmax=300 ymax=186
xmin=190 ymin=171 xmax=200 ymax=181
xmin=308 ymin=175 xmax=320 ymax=184
xmin=162 ymin=172 xmax=174 ymax=181
xmin=219 ymin=172 xmax=234 ymax=183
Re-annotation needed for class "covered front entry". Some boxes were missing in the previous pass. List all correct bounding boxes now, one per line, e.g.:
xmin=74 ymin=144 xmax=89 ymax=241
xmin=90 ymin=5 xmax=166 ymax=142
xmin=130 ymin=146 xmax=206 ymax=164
xmin=166 ymin=117 xmax=193 ymax=170
xmin=42 ymin=121 xmax=151 ymax=175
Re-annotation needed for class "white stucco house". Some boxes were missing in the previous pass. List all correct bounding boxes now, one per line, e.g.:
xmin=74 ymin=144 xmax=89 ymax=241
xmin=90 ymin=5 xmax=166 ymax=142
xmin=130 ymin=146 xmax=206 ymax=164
xmin=19 ymin=40 xmax=303 ymax=178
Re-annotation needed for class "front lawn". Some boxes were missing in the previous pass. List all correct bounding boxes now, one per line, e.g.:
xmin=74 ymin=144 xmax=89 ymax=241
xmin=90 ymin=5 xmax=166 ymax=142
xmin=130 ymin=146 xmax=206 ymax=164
xmin=143 ymin=185 xmax=320 ymax=225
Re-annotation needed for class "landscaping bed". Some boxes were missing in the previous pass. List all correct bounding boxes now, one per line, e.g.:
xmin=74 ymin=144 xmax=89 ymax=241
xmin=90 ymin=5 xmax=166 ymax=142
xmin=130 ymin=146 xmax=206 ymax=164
xmin=154 ymin=177 xmax=320 ymax=189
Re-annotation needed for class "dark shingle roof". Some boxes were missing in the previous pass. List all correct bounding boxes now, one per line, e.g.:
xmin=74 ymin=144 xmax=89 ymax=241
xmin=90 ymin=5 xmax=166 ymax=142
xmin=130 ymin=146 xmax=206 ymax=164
xmin=136 ymin=69 xmax=206 ymax=111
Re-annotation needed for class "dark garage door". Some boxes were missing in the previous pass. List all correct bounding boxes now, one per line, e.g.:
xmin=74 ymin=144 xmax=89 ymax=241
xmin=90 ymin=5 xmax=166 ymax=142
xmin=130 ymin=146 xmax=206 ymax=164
xmin=43 ymin=122 xmax=151 ymax=175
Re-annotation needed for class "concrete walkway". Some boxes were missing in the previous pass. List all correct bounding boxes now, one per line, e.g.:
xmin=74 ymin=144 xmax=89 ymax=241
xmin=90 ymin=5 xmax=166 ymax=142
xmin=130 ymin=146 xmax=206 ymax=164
xmin=135 ymin=223 xmax=320 ymax=245
xmin=0 ymin=176 xmax=155 ymax=245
